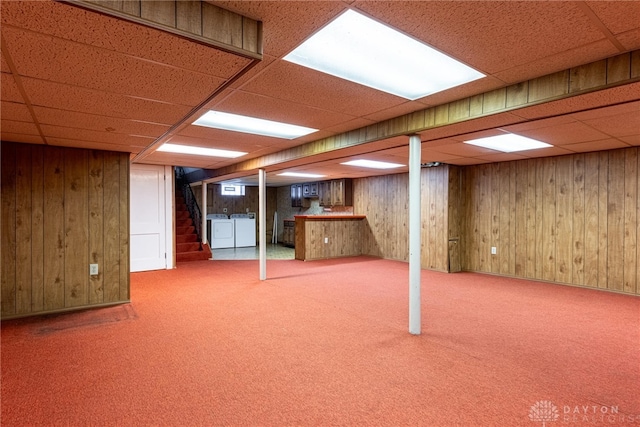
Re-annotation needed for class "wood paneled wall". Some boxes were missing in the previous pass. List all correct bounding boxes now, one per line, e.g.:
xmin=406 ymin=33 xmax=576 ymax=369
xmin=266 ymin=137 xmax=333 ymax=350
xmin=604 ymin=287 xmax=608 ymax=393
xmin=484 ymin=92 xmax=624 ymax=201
xmin=354 ymin=166 xmax=456 ymax=272
xmin=460 ymin=148 xmax=639 ymax=295
xmin=1 ymin=142 xmax=130 ymax=318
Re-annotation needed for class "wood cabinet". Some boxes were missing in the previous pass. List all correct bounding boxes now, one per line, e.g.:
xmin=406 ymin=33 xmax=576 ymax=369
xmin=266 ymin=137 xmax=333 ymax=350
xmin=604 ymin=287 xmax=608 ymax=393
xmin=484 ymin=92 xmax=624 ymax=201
xmin=319 ymin=178 xmax=352 ymax=207
xmin=283 ymin=219 xmax=295 ymax=247
xmin=302 ymin=182 xmax=319 ymax=198
xmin=291 ymin=184 xmax=303 ymax=207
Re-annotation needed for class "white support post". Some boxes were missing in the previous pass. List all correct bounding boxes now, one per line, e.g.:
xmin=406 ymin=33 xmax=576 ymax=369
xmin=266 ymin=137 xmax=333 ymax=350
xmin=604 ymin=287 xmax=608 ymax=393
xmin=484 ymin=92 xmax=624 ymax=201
xmin=201 ymin=181 xmax=208 ymax=245
xmin=409 ymin=134 xmax=422 ymax=335
xmin=259 ymin=169 xmax=267 ymax=280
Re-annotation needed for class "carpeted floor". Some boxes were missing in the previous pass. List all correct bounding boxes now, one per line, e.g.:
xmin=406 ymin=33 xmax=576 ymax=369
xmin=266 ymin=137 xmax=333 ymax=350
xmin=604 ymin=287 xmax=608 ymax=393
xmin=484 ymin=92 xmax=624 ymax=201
xmin=2 ymin=256 xmax=639 ymax=426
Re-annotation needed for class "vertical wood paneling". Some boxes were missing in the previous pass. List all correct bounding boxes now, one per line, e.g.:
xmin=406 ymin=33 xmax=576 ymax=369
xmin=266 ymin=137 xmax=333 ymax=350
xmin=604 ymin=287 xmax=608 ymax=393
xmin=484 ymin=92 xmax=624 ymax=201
xmin=584 ymin=153 xmax=600 ymax=287
xmin=2 ymin=143 xmax=130 ymax=318
xmin=459 ymin=148 xmax=638 ymax=295
xmin=1 ymin=143 xmax=17 ymax=316
xmin=597 ymin=153 xmax=609 ymax=289
xmin=623 ymin=149 xmax=638 ymax=294
xmin=119 ymin=154 xmax=130 ymax=300
xmin=43 ymin=146 xmax=66 ymax=311
xmin=608 ymin=150 xmax=625 ymax=292
xmin=64 ymin=149 xmax=89 ymax=307
xmin=88 ymin=151 xmax=104 ymax=304
xmin=15 ymin=144 xmax=33 ymax=314
xmin=31 ymin=146 xmax=44 ymax=312
xmin=541 ymin=158 xmax=557 ymax=282
xmin=555 ymin=155 xmax=573 ymax=284
xmin=525 ymin=159 xmax=537 ymax=278
xmin=572 ymin=154 xmax=585 ymax=286
xmin=103 ymin=152 xmax=121 ymax=303
xmin=514 ymin=161 xmax=527 ymax=276
xmin=490 ymin=163 xmax=500 ymax=273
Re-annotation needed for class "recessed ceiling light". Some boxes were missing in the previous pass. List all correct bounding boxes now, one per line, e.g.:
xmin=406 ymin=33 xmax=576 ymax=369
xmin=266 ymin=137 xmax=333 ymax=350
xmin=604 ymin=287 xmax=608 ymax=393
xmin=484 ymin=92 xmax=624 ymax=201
xmin=157 ymin=143 xmax=246 ymax=158
xmin=193 ymin=111 xmax=317 ymax=139
xmin=341 ymin=159 xmax=405 ymax=169
xmin=283 ymin=9 xmax=484 ymax=100
xmin=278 ymin=172 xmax=326 ymax=178
xmin=464 ymin=134 xmax=553 ymax=152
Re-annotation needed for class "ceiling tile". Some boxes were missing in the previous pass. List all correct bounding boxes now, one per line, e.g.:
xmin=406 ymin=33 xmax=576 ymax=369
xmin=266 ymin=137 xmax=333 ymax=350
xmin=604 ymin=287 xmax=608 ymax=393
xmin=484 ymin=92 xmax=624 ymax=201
xmin=562 ymin=138 xmax=630 ymax=154
xmin=1 ymin=119 xmax=40 ymax=135
xmin=515 ymin=122 xmax=610 ymax=146
xmin=3 ymin=27 xmax=227 ymax=107
xmin=0 ymin=132 xmax=43 ymax=145
xmin=1 ymin=101 xmax=32 ymax=122
xmin=21 ymin=77 xmax=191 ymax=125
xmin=1 ymin=73 xmax=23 ymax=102
xmin=580 ymin=110 xmax=640 ymax=138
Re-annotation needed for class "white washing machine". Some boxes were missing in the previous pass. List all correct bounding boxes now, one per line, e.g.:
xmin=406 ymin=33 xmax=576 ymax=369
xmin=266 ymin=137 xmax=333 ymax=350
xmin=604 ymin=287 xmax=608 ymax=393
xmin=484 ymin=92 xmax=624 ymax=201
xmin=231 ymin=213 xmax=256 ymax=247
xmin=207 ymin=214 xmax=235 ymax=249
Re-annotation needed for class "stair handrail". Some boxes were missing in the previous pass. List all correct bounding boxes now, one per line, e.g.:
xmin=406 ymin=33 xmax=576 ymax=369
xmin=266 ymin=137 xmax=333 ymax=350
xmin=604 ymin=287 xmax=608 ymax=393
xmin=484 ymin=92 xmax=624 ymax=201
xmin=175 ymin=167 xmax=203 ymax=250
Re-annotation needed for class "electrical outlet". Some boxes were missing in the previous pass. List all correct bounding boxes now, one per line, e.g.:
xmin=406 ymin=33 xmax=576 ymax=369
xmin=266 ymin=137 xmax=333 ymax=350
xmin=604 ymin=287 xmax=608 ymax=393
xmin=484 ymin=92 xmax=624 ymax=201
xmin=491 ymin=247 xmax=497 ymax=255
xmin=89 ymin=264 xmax=99 ymax=275
xmin=324 ymin=237 xmax=329 ymax=244
xmin=223 ymin=207 xmax=227 ymax=213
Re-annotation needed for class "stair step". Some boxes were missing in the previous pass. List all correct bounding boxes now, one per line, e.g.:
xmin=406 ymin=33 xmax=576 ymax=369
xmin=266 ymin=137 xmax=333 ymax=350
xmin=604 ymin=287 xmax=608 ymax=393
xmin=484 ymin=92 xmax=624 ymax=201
xmin=176 ymin=251 xmax=211 ymax=262
xmin=176 ymin=210 xmax=190 ymax=220
xmin=176 ymin=233 xmax=198 ymax=244
xmin=176 ymin=218 xmax=193 ymax=228
xmin=176 ymin=242 xmax=202 ymax=253
xmin=176 ymin=225 xmax=195 ymax=235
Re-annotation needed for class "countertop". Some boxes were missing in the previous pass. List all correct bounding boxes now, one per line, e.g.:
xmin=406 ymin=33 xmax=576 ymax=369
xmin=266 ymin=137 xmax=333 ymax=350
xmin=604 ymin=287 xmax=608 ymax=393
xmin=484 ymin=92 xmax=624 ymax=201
xmin=294 ymin=215 xmax=366 ymax=220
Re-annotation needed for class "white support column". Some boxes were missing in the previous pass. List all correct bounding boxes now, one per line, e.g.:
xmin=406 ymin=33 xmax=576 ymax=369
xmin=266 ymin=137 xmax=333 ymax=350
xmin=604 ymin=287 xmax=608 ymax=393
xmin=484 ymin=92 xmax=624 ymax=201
xmin=259 ymin=169 xmax=267 ymax=280
xmin=408 ymin=134 xmax=422 ymax=335
xmin=201 ymin=181 xmax=208 ymax=245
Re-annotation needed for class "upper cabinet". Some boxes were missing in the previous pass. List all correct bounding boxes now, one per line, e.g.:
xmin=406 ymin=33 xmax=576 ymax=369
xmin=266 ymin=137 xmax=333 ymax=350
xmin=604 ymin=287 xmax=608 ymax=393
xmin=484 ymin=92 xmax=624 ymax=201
xmin=320 ymin=178 xmax=352 ymax=207
xmin=292 ymin=179 xmax=353 ymax=207
xmin=302 ymin=182 xmax=319 ymax=198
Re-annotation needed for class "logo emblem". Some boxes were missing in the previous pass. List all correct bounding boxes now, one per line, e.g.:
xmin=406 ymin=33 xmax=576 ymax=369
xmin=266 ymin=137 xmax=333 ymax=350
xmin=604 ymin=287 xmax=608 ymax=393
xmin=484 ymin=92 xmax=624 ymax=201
xmin=529 ymin=400 xmax=559 ymax=426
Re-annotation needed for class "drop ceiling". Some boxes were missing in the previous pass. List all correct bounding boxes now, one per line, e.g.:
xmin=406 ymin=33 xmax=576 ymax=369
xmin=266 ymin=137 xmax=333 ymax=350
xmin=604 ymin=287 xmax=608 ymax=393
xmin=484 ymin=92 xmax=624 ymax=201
xmin=1 ymin=1 xmax=639 ymax=187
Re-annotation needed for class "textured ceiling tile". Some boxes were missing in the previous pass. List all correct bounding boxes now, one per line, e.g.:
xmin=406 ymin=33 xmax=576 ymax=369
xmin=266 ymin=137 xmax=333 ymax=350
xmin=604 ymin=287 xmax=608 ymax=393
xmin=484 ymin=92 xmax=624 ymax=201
xmin=581 ymin=111 xmax=640 ymax=138
xmin=427 ymin=142 xmax=498 ymax=157
xmin=475 ymin=153 xmax=529 ymax=162
xmin=1 ymin=119 xmax=39 ymax=135
xmin=586 ymin=1 xmax=640 ymax=35
xmin=1 ymin=0 xmax=250 ymax=78
xmin=356 ymin=1 xmax=606 ymax=75
xmin=1 ymin=53 xmax=10 ymax=73
xmin=40 ymin=124 xmax=157 ymax=146
xmin=562 ymin=138 xmax=630 ymax=153
xmin=3 ymin=27 xmax=226 ymax=107
xmin=239 ymin=61 xmax=406 ymax=117
xmin=46 ymin=137 xmax=147 ymax=153
xmin=0 ymin=132 xmax=44 ymax=145
xmin=1 ymin=73 xmax=23 ymax=102
xmin=22 ymin=78 xmax=190 ymax=125
xmin=33 ymin=106 xmax=170 ymax=137
xmin=493 ymin=40 xmax=618 ymax=84
xmin=1 ymin=101 xmax=32 ymax=122
xmin=214 ymin=89 xmax=355 ymax=130
xmin=515 ymin=122 xmax=610 ymax=146
xmin=570 ymin=100 xmax=640 ymax=120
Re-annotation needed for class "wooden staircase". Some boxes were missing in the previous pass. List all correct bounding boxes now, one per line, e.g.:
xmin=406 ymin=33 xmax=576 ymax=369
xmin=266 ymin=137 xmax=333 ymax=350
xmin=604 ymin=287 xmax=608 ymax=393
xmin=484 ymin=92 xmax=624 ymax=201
xmin=175 ymin=190 xmax=212 ymax=262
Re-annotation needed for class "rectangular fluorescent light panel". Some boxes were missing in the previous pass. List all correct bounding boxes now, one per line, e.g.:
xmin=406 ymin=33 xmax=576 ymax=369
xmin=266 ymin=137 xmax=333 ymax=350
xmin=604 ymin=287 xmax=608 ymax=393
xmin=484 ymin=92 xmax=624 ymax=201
xmin=283 ymin=9 xmax=484 ymax=100
xmin=464 ymin=134 xmax=552 ymax=152
xmin=341 ymin=159 xmax=405 ymax=169
xmin=278 ymin=172 xmax=326 ymax=178
xmin=157 ymin=143 xmax=246 ymax=158
xmin=194 ymin=111 xmax=317 ymax=139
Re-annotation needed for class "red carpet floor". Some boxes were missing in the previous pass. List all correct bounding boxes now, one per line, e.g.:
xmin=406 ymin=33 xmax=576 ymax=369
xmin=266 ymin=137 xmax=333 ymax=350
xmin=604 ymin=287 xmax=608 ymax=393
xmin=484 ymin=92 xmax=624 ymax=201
xmin=2 ymin=257 xmax=639 ymax=426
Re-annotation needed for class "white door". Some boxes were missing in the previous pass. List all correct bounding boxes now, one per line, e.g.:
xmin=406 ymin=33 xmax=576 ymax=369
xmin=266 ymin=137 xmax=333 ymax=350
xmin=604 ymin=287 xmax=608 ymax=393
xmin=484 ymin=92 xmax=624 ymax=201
xmin=130 ymin=164 xmax=166 ymax=272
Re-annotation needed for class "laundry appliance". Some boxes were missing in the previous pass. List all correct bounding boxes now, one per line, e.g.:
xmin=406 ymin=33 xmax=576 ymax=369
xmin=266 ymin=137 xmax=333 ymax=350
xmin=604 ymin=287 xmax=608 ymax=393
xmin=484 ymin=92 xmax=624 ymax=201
xmin=207 ymin=214 xmax=234 ymax=249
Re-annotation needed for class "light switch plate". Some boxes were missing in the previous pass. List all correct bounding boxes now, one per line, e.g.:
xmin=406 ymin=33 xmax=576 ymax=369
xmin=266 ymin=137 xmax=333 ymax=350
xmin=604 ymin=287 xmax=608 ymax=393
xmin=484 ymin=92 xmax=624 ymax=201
xmin=90 ymin=264 xmax=99 ymax=275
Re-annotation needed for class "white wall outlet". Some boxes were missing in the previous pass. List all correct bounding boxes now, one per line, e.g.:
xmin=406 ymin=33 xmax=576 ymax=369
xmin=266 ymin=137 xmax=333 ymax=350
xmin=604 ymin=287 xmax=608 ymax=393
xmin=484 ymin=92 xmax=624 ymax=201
xmin=324 ymin=237 xmax=329 ymax=244
xmin=90 ymin=264 xmax=99 ymax=275
xmin=491 ymin=247 xmax=497 ymax=255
